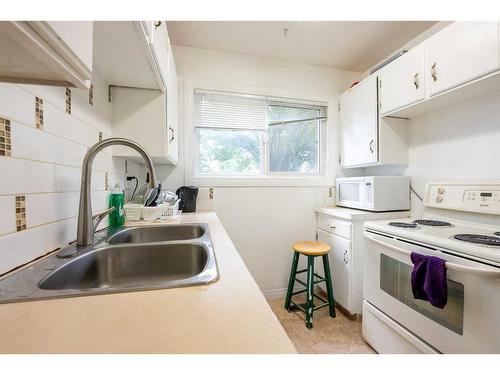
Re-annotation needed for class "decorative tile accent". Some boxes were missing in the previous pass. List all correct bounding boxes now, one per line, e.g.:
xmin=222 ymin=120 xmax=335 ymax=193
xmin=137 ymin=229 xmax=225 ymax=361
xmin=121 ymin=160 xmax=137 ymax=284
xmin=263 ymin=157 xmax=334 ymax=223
xmin=65 ymin=88 xmax=72 ymax=114
xmin=89 ymin=84 xmax=94 ymax=106
xmin=0 ymin=117 xmax=12 ymax=156
xmin=104 ymin=172 xmax=109 ymax=191
xmin=15 ymin=195 xmax=27 ymax=232
xmin=35 ymin=96 xmax=44 ymax=129
xmin=98 ymin=131 xmax=102 ymax=142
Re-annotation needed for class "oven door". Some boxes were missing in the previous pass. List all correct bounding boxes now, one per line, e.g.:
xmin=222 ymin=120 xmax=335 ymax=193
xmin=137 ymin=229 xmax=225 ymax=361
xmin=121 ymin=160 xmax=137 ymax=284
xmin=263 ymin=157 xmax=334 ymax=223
xmin=336 ymin=178 xmax=368 ymax=210
xmin=364 ymin=230 xmax=500 ymax=353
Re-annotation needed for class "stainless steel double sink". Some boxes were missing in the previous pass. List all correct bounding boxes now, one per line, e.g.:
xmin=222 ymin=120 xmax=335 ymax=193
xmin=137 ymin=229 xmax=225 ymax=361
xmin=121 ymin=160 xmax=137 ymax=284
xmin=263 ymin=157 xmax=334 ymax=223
xmin=0 ymin=224 xmax=219 ymax=304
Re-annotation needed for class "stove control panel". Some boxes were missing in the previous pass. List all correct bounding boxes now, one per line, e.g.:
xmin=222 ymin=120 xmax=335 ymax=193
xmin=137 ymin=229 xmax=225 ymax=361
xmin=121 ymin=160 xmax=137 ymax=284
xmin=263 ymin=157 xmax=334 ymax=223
xmin=464 ymin=190 xmax=499 ymax=203
xmin=424 ymin=181 xmax=500 ymax=215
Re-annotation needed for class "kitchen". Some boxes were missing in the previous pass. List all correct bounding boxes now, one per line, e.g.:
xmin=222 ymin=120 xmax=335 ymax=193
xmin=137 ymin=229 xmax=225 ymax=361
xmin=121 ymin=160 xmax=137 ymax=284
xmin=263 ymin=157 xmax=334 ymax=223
xmin=1 ymin=1 xmax=500 ymax=373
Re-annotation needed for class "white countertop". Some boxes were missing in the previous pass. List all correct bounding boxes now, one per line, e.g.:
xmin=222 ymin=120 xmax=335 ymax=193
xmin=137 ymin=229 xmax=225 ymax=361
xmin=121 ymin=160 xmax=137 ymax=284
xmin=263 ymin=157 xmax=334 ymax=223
xmin=315 ymin=206 xmax=411 ymax=221
xmin=0 ymin=212 xmax=296 ymax=354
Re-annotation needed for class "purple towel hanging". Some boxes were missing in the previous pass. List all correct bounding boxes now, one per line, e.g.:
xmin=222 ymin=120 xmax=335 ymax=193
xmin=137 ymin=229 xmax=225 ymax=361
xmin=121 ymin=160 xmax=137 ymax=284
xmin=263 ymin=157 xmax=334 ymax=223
xmin=410 ymin=252 xmax=448 ymax=309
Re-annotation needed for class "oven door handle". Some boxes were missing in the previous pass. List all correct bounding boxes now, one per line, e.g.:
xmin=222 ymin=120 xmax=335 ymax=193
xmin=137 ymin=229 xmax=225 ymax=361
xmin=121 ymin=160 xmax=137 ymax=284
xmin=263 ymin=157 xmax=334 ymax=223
xmin=366 ymin=233 xmax=500 ymax=279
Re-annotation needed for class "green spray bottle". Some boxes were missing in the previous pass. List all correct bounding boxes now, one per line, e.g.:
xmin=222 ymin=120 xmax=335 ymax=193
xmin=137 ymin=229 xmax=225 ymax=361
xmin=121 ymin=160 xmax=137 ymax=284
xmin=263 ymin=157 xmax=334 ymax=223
xmin=108 ymin=183 xmax=125 ymax=228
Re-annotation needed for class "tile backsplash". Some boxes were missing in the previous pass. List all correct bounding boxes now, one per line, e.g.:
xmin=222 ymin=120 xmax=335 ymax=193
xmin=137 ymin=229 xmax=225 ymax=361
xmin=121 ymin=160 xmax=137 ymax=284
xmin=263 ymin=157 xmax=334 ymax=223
xmin=0 ymin=71 xmax=130 ymax=275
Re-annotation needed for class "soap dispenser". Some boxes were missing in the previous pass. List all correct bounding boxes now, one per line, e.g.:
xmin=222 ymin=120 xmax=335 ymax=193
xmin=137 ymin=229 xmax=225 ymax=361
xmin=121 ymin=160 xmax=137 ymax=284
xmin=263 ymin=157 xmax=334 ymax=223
xmin=109 ymin=182 xmax=125 ymax=227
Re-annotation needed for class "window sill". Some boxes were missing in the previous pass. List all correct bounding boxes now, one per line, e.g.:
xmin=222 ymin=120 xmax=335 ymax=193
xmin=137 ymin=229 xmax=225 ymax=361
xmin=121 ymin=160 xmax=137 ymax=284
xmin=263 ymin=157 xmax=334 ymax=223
xmin=188 ymin=175 xmax=335 ymax=187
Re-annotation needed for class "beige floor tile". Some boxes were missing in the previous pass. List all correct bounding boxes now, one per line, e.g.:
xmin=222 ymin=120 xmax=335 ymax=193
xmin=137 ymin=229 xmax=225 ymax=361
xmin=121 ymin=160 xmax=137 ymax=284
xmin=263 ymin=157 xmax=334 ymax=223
xmin=267 ymin=296 xmax=376 ymax=354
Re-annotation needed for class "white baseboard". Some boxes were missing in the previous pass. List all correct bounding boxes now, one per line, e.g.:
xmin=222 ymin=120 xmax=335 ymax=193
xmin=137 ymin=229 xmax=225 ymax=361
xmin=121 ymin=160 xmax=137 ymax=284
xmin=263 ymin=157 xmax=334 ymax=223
xmin=262 ymin=288 xmax=288 ymax=300
xmin=262 ymin=286 xmax=307 ymax=300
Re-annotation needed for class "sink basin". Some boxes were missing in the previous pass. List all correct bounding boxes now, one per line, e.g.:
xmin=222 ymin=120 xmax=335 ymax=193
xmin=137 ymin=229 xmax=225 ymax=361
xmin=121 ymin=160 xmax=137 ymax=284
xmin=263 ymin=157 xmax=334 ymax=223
xmin=108 ymin=224 xmax=206 ymax=244
xmin=39 ymin=243 xmax=208 ymax=290
xmin=0 ymin=222 xmax=218 ymax=303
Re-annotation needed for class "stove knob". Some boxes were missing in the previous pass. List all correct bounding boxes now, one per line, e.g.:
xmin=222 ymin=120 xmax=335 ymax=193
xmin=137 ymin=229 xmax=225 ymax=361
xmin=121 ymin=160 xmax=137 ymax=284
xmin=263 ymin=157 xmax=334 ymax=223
xmin=436 ymin=196 xmax=443 ymax=203
xmin=437 ymin=187 xmax=445 ymax=194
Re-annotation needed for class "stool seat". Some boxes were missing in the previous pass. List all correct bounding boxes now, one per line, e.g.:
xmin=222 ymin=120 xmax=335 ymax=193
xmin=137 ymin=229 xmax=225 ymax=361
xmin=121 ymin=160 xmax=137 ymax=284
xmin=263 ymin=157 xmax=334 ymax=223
xmin=292 ymin=241 xmax=330 ymax=256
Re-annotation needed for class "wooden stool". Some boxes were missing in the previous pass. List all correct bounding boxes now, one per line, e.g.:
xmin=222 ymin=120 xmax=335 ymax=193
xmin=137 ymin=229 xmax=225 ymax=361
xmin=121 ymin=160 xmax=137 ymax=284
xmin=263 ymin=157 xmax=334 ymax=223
xmin=284 ymin=241 xmax=336 ymax=329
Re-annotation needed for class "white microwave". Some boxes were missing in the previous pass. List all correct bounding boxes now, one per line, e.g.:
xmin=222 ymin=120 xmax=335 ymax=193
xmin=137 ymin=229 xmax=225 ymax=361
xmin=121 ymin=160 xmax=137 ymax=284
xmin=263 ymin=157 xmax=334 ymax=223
xmin=336 ymin=176 xmax=410 ymax=212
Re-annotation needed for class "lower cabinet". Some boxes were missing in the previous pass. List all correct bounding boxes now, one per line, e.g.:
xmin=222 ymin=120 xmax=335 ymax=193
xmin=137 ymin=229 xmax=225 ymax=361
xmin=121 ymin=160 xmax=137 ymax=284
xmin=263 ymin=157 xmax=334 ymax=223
xmin=315 ymin=209 xmax=410 ymax=317
xmin=317 ymin=229 xmax=352 ymax=313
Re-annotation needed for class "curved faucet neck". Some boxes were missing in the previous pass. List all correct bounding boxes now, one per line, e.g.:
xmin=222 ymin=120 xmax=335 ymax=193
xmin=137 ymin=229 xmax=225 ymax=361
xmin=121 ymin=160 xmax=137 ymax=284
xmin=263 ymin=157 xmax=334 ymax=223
xmin=77 ymin=138 xmax=157 ymax=246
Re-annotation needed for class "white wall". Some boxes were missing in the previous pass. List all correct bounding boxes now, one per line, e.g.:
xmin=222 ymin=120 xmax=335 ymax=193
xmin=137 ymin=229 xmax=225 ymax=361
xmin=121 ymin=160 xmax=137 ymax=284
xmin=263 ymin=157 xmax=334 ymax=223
xmin=158 ymin=45 xmax=359 ymax=294
xmin=406 ymin=91 xmax=500 ymax=221
xmin=0 ymin=71 xmax=140 ymax=275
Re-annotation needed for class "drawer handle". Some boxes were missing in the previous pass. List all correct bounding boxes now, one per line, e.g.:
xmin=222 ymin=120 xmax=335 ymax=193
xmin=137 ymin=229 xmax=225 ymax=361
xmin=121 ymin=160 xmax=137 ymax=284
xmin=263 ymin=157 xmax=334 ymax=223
xmin=169 ymin=126 xmax=175 ymax=144
xmin=343 ymin=249 xmax=349 ymax=264
xmin=413 ymin=73 xmax=420 ymax=89
xmin=328 ymin=225 xmax=337 ymax=229
xmin=431 ymin=62 xmax=438 ymax=82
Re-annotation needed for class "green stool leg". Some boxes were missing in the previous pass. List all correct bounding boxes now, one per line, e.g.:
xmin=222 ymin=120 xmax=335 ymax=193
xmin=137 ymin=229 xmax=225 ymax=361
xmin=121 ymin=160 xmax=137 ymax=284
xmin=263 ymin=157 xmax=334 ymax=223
xmin=305 ymin=255 xmax=315 ymax=329
xmin=322 ymin=254 xmax=336 ymax=318
xmin=284 ymin=251 xmax=300 ymax=310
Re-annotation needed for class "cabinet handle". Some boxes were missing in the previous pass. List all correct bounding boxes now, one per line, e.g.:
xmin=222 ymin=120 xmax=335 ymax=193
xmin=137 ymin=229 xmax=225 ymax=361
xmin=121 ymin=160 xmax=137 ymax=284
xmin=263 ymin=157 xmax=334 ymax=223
xmin=431 ymin=62 xmax=438 ymax=82
xmin=413 ymin=73 xmax=420 ymax=89
xmin=328 ymin=224 xmax=337 ymax=230
xmin=343 ymin=249 xmax=349 ymax=265
xmin=169 ymin=126 xmax=175 ymax=144
xmin=369 ymin=139 xmax=374 ymax=154
xmin=154 ymin=21 xmax=162 ymax=29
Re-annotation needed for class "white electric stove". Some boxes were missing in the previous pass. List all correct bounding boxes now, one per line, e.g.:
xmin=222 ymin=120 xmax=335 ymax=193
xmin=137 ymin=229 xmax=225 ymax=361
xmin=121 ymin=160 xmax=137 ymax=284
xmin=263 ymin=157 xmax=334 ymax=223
xmin=362 ymin=180 xmax=500 ymax=354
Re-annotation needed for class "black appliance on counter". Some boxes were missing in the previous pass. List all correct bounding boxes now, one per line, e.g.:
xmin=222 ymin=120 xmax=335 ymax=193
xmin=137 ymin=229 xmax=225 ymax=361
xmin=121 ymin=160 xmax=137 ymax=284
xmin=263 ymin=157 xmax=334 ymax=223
xmin=176 ymin=186 xmax=199 ymax=213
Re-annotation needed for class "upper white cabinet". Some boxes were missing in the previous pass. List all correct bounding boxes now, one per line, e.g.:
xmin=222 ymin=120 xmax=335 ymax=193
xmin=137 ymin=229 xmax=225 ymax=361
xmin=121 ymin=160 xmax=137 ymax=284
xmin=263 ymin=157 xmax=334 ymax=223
xmin=426 ymin=22 xmax=499 ymax=96
xmin=0 ymin=21 xmax=93 ymax=88
xmin=111 ymin=31 xmax=179 ymax=165
xmin=379 ymin=45 xmax=425 ymax=115
xmin=93 ymin=21 xmax=169 ymax=91
xmin=166 ymin=48 xmax=179 ymax=162
xmin=381 ymin=21 xmax=500 ymax=118
xmin=340 ymin=76 xmax=378 ymax=167
xmin=149 ymin=22 xmax=170 ymax=90
xmin=339 ymin=75 xmax=408 ymax=169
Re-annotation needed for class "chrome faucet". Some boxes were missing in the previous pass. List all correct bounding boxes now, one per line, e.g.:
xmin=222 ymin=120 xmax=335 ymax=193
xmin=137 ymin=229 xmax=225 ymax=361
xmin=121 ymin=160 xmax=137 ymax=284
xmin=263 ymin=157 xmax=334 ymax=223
xmin=77 ymin=138 xmax=157 ymax=246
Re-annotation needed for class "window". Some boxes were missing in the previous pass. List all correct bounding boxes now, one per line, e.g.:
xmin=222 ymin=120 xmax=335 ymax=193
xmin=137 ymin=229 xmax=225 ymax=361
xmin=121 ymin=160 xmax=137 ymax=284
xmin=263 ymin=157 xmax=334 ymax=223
xmin=194 ymin=89 xmax=326 ymax=177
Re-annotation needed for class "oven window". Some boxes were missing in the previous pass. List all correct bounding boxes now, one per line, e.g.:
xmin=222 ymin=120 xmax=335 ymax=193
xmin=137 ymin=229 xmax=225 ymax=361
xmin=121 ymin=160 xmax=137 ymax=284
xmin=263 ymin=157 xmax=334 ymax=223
xmin=338 ymin=183 xmax=359 ymax=202
xmin=380 ymin=254 xmax=464 ymax=335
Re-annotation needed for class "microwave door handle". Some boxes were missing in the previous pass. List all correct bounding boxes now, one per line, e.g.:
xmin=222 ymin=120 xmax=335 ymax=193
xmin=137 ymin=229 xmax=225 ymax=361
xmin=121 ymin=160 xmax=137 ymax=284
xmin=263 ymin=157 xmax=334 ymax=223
xmin=365 ymin=233 xmax=500 ymax=280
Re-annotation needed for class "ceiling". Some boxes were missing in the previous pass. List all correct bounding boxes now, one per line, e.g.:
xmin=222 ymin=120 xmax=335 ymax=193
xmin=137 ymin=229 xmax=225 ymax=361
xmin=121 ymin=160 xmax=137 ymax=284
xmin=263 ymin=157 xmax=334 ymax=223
xmin=166 ymin=21 xmax=436 ymax=72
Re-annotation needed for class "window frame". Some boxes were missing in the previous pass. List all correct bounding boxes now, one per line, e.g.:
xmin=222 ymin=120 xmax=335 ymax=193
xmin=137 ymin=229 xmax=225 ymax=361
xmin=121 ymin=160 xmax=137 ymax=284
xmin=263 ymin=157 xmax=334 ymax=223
xmin=184 ymin=82 xmax=334 ymax=187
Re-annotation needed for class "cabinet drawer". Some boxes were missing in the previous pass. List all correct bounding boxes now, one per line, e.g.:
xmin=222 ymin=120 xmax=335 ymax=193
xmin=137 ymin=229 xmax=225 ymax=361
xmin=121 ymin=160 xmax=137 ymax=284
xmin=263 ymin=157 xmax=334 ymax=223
xmin=317 ymin=214 xmax=352 ymax=239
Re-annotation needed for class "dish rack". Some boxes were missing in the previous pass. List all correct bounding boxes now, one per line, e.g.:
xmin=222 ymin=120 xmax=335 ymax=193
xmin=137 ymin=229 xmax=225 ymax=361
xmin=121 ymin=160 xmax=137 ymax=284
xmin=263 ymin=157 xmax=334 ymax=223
xmin=124 ymin=203 xmax=143 ymax=221
xmin=124 ymin=200 xmax=181 ymax=222
xmin=159 ymin=199 xmax=180 ymax=220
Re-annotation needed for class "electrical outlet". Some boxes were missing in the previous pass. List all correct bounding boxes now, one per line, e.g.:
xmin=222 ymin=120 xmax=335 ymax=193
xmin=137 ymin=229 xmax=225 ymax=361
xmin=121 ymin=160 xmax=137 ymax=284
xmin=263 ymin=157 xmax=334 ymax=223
xmin=329 ymin=187 xmax=334 ymax=198
xmin=209 ymin=188 xmax=214 ymax=199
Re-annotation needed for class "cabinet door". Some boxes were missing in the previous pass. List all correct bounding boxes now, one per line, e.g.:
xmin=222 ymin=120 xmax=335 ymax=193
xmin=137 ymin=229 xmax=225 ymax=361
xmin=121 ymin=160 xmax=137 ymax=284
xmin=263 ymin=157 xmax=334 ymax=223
xmin=379 ymin=45 xmax=425 ymax=114
xmin=317 ymin=229 xmax=352 ymax=311
xmin=150 ymin=21 xmax=169 ymax=90
xmin=427 ymin=22 xmax=500 ymax=96
xmin=339 ymin=74 xmax=378 ymax=168
xmin=166 ymin=46 xmax=179 ymax=163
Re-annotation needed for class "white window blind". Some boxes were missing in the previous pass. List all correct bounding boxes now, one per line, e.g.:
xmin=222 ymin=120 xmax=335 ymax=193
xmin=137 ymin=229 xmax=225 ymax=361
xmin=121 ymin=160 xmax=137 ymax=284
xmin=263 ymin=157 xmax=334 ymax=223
xmin=194 ymin=89 xmax=267 ymax=130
